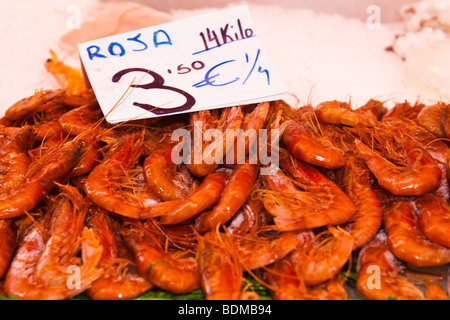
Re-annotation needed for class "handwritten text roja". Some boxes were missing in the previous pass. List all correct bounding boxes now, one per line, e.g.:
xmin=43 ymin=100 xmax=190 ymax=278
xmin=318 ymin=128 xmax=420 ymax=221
xmin=86 ymin=30 xmax=172 ymax=60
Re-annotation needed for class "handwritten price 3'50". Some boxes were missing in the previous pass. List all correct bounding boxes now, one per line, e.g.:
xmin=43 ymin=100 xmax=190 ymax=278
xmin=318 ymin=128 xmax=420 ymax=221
xmin=111 ymin=49 xmax=270 ymax=115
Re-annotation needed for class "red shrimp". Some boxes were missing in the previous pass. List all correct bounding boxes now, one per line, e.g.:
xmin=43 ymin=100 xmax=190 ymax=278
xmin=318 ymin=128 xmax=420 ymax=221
xmin=227 ymin=102 xmax=270 ymax=164
xmin=0 ymin=126 xmax=35 ymax=194
xmin=413 ymin=193 xmax=450 ymax=248
xmin=188 ymin=107 xmax=244 ymax=177
xmin=84 ymin=132 xmax=161 ymax=219
xmin=69 ymin=142 xmax=101 ymax=177
xmin=234 ymin=230 xmax=313 ymax=270
xmin=226 ymin=198 xmax=267 ymax=236
xmin=0 ymin=219 xmax=17 ymax=279
xmin=355 ymin=137 xmax=442 ymax=196
xmin=0 ymin=133 xmax=88 ymax=219
xmin=195 ymin=163 xmax=259 ymax=232
xmin=261 ymin=156 xmax=355 ymax=231
xmin=196 ymin=230 xmax=244 ymax=300
xmin=121 ymin=222 xmax=200 ymax=294
xmin=4 ymin=187 xmax=103 ymax=300
xmin=4 ymin=89 xmax=66 ymax=121
xmin=153 ymin=170 xmax=229 ymax=224
xmin=281 ymin=118 xmax=345 ymax=169
xmin=382 ymin=117 xmax=450 ymax=202
xmin=356 ymin=232 xmax=425 ymax=300
xmin=417 ymin=103 xmax=446 ymax=138
xmin=85 ymin=206 xmax=152 ymax=300
xmin=5 ymin=225 xmax=66 ymax=299
xmin=34 ymin=185 xmax=101 ymax=287
xmin=315 ymin=100 xmax=378 ymax=127
xmin=424 ymin=282 xmax=449 ymax=300
xmin=263 ymin=258 xmax=348 ymax=300
xmin=58 ymin=104 xmax=121 ymax=144
xmin=341 ymin=155 xmax=383 ymax=250
xmin=383 ymin=199 xmax=450 ymax=266
xmin=187 ymin=109 xmax=220 ymax=177
xmin=289 ymin=226 xmax=353 ymax=286
xmin=143 ymin=140 xmax=192 ymax=201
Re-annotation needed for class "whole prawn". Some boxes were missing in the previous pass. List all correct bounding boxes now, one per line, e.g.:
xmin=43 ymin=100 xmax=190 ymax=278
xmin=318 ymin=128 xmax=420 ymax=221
xmin=226 ymin=102 xmax=270 ymax=164
xmin=0 ymin=132 xmax=88 ymax=219
xmin=195 ymin=163 xmax=259 ymax=232
xmin=261 ymin=156 xmax=355 ymax=231
xmin=58 ymin=104 xmax=121 ymax=144
xmin=281 ymin=118 xmax=345 ymax=169
xmin=383 ymin=199 xmax=450 ymax=267
xmin=413 ymin=193 xmax=450 ymax=248
xmin=84 ymin=131 xmax=161 ymax=219
xmin=188 ymin=106 xmax=244 ymax=177
xmin=187 ymin=109 xmax=220 ymax=177
xmin=289 ymin=226 xmax=353 ymax=286
xmin=379 ymin=117 xmax=450 ymax=202
xmin=0 ymin=126 xmax=35 ymax=194
xmin=143 ymin=140 xmax=192 ymax=202
xmin=315 ymin=100 xmax=378 ymax=127
xmin=234 ymin=230 xmax=313 ymax=271
xmin=4 ymin=185 xmax=103 ymax=300
xmin=152 ymin=170 xmax=229 ymax=224
xmin=84 ymin=206 xmax=152 ymax=300
xmin=34 ymin=185 xmax=102 ymax=286
xmin=356 ymin=232 xmax=425 ymax=300
xmin=380 ymin=105 xmax=450 ymax=199
xmin=121 ymin=221 xmax=200 ymax=294
xmin=4 ymin=89 xmax=66 ymax=121
xmin=341 ymin=154 xmax=383 ymax=250
xmin=196 ymin=230 xmax=244 ymax=300
xmin=263 ymin=258 xmax=348 ymax=300
xmin=355 ymin=137 xmax=441 ymax=196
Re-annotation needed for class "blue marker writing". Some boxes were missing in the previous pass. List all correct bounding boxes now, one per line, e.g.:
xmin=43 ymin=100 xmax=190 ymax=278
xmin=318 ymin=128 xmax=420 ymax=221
xmin=258 ymin=66 xmax=270 ymax=85
xmin=108 ymin=42 xmax=125 ymax=57
xmin=193 ymin=60 xmax=240 ymax=88
xmin=87 ymin=45 xmax=106 ymax=60
xmin=153 ymin=30 xmax=172 ymax=48
xmin=127 ymin=33 xmax=148 ymax=52
xmin=242 ymin=49 xmax=260 ymax=85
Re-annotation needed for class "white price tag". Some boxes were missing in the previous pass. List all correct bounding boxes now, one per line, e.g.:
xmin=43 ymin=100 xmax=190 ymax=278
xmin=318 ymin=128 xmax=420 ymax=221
xmin=78 ymin=5 xmax=288 ymax=123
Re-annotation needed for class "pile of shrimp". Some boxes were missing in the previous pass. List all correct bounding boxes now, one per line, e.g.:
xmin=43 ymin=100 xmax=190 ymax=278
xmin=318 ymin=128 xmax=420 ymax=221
xmin=0 ymin=55 xmax=449 ymax=300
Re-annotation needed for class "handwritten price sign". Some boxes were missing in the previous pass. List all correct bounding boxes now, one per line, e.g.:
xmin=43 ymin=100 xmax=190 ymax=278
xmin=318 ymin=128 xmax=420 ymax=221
xmin=78 ymin=6 xmax=287 ymax=123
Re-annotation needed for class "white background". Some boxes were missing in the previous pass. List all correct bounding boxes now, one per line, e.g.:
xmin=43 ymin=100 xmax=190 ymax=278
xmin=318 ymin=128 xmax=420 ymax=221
xmin=0 ymin=0 xmax=430 ymax=115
